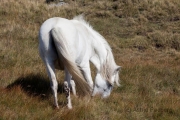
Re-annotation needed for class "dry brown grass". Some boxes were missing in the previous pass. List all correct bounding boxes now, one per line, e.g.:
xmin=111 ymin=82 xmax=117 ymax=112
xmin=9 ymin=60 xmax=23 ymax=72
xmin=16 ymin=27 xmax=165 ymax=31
xmin=0 ymin=0 xmax=180 ymax=119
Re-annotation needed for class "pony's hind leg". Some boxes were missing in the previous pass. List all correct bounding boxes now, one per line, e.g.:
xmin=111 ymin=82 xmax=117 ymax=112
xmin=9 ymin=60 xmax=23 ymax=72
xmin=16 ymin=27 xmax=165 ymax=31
xmin=64 ymin=81 xmax=72 ymax=109
xmin=64 ymin=69 xmax=76 ymax=96
xmin=45 ymin=61 xmax=59 ymax=109
xmin=70 ymin=79 xmax=76 ymax=96
xmin=64 ymin=68 xmax=73 ymax=109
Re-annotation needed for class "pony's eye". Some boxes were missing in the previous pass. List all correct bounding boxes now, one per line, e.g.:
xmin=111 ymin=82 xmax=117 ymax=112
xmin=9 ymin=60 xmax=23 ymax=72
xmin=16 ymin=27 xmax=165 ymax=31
xmin=107 ymin=83 xmax=112 ymax=88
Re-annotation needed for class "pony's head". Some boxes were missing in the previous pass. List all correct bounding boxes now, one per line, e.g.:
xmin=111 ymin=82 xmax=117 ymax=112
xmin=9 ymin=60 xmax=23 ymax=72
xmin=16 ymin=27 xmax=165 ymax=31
xmin=92 ymin=66 xmax=121 ymax=98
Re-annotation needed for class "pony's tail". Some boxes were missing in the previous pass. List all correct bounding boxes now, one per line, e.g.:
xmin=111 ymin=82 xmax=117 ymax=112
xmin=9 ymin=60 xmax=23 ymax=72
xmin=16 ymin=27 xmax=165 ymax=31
xmin=51 ymin=27 xmax=90 ymax=96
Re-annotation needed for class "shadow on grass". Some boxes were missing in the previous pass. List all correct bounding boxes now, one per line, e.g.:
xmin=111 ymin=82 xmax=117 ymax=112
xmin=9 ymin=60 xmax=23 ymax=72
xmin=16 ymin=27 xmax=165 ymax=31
xmin=6 ymin=73 xmax=64 ymax=99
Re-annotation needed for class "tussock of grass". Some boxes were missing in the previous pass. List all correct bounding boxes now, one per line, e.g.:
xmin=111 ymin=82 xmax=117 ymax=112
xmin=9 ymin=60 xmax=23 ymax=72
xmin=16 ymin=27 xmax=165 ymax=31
xmin=0 ymin=0 xmax=180 ymax=119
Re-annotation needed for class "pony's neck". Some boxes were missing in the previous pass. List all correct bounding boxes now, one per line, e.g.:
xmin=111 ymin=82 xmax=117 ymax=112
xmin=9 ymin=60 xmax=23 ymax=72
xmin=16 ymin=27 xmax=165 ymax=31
xmin=91 ymin=32 xmax=117 ymax=84
xmin=73 ymin=15 xmax=117 ymax=83
xmin=85 ymin=23 xmax=117 ymax=84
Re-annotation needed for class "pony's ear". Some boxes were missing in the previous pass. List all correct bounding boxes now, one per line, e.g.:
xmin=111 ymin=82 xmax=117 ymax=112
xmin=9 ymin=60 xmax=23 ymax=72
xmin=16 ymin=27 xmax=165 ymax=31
xmin=114 ymin=66 xmax=121 ymax=74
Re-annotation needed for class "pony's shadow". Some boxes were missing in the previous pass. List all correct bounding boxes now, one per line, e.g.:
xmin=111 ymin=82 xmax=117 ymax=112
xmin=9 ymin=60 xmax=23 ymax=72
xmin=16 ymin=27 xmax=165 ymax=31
xmin=7 ymin=74 xmax=64 ymax=99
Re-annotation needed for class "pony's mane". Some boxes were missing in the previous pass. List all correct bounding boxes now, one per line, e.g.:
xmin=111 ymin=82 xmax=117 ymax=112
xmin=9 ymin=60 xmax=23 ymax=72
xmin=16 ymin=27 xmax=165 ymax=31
xmin=73 ymin=15 xmax=117 ymax=84
xmin=100 ymin=50 xmax=117 ymax=85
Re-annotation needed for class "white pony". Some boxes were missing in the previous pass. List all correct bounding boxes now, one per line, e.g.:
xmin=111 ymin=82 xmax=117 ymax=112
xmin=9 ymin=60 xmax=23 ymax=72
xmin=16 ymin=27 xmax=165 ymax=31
xmin=38 ymin=15 xmax=121 ymax=109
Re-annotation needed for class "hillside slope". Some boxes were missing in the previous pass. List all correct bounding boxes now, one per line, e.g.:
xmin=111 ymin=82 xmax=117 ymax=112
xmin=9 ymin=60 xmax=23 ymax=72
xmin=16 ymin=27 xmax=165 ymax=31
xmin=0 ymin=0 xmax=180 ymax=119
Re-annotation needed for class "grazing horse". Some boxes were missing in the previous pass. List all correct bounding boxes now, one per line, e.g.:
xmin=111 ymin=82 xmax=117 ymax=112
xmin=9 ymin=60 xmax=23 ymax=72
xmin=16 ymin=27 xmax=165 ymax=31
xmin=38 ymin=15 xmax=121 ymax=109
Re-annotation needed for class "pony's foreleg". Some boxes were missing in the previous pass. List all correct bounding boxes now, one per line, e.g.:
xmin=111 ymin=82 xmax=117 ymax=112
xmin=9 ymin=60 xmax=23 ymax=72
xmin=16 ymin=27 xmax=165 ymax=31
xmin=45 ymin=61 xmax=59 ymax=109
xmin=80 ymin=63 xmax=93 ymax=90
xmin=64 ymin=81 xmax=72 ymax=109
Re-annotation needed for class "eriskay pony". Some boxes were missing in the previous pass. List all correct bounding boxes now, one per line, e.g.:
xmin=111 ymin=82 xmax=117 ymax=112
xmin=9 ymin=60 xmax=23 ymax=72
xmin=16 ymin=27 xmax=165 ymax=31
xmin=38 ymin=15 xmax=121 ymax=109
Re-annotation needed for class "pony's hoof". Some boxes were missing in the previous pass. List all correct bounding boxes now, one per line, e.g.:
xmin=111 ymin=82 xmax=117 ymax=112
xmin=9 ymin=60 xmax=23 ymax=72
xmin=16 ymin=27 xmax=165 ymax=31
xmin=67 ymin=105 xmax=72 ymax=109
xmin=53 ymin=105 xmax=59 ymax=109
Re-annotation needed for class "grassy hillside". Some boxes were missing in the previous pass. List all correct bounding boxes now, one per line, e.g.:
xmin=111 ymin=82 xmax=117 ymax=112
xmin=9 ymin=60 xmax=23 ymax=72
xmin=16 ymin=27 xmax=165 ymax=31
xmin=0 ymin=0 xmax=180 ymax=119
